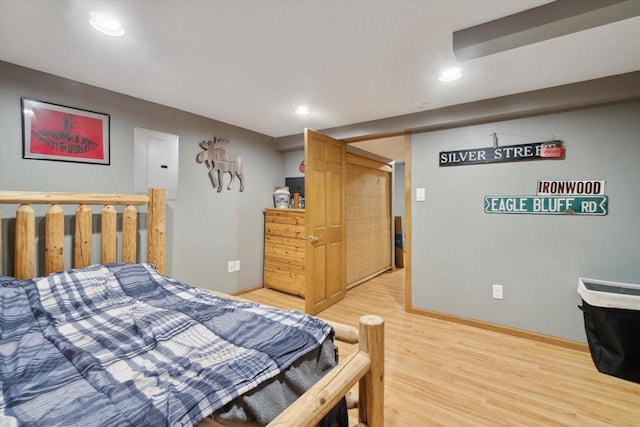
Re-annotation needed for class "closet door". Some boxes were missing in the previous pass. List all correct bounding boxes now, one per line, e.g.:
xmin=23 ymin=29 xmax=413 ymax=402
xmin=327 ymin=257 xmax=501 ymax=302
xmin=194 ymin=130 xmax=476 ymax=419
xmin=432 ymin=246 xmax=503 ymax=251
xmin=346 ymin=154 xmax=392 ymax=287
xmin=304 ymin=129 xmax=346 ymax=315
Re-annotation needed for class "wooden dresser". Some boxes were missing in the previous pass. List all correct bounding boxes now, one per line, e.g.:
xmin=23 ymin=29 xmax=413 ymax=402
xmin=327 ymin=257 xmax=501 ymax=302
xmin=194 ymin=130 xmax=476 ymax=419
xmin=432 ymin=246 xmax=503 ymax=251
xmin=263 ymin=208 xmax=306 ymax=297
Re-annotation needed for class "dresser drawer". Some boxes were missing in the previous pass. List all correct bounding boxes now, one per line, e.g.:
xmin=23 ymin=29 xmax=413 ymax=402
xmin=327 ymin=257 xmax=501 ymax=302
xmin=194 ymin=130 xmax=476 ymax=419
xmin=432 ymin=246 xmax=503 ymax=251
xmin=264 ymin=260 xmax=305 ymax=297
xmin=265 ymin=210 xmax=305 ymax=238
xmin=264 ymin=222 xmax=305 ymax=239
xmin=265 ymin=209 xmax=305 ymax=226
xmin=264 ymin=235 xmax=305 ymax=267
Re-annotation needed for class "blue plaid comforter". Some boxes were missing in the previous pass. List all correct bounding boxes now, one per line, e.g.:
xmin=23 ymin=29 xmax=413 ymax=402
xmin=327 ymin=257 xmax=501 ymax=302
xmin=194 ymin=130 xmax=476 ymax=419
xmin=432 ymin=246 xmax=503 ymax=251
xmin=0 ymin=263 xmax=333 ymax=426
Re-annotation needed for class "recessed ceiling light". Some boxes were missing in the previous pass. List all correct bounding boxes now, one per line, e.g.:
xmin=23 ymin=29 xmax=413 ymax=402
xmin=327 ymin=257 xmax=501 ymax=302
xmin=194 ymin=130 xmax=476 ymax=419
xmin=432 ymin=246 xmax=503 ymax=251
xmin=89 ymin=12 xmax=125 ymax=37
xmin=438 ymin=67 xmax=462 ymax=82
xmin=294 ymin=105 xmax=311 ymax=115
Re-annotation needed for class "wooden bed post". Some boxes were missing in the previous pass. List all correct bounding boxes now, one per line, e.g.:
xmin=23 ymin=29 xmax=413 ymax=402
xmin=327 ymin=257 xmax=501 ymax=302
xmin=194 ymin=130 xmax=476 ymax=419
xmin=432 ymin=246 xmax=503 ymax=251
xmin=267 ymin=315 xmax=384 ymax=427
xmin=359 ymin=315 xmax=385 ymax=427
xmin=147 ymin=188 xmax=166 ymax=274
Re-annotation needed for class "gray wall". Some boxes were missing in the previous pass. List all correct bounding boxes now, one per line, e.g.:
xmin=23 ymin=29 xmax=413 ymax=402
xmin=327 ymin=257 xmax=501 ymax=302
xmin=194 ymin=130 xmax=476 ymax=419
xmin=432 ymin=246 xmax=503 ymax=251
xmin=0 ymin=61 xmax=283 ymax=293
xmin=411 ymin=101 xmax=640 ymax=341
xmin=283 ymin=149 xmax=305 ymax=178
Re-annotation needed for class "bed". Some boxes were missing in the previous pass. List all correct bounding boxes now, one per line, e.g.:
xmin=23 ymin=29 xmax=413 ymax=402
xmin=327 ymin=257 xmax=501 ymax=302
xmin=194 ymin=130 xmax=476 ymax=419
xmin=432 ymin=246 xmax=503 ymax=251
xmin=0 ymin=188 xmax=384 ymax=427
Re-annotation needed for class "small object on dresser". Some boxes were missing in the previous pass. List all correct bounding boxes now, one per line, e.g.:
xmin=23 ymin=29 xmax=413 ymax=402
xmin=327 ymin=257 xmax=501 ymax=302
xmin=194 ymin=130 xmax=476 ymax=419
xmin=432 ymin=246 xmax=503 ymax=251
xmin=273 ymin=187 xmax=291 ymax=209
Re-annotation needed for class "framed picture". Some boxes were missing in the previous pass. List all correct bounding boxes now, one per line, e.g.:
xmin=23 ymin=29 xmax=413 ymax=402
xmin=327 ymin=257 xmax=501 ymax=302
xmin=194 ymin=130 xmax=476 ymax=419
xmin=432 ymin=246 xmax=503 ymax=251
xmin=21 ymin=98 xmax=110 ymax=165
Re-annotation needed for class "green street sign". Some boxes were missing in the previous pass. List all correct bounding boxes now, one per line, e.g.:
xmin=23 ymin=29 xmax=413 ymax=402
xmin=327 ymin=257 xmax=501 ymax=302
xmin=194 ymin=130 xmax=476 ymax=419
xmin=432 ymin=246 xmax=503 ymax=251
xmin=484 ymin=195 xmax=608 ymax=215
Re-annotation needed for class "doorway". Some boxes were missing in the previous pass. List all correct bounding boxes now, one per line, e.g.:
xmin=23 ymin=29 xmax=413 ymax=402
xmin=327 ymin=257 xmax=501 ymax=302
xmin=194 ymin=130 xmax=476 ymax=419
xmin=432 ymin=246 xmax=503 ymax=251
xmin=276 ymin=132 xmax=412 ymax=314
xmin=347 ymin=134 xmax=411 ymax=311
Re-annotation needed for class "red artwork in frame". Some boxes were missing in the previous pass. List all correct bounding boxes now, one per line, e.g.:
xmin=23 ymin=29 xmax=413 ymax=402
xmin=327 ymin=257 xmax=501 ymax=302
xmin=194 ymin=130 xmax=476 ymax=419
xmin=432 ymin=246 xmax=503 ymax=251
xmin=22 ymin=98 xmax=110 ymax=165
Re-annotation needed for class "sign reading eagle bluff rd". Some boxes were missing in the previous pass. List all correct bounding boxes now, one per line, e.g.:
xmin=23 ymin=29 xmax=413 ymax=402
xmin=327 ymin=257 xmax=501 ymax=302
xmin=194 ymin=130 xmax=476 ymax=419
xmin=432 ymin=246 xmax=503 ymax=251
xmin=484 ymin=196 xmax=608 ymax=215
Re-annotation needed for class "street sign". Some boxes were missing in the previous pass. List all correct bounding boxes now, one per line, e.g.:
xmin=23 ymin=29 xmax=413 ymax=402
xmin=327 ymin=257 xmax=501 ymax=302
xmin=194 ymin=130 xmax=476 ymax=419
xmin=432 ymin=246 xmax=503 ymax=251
xmin=484 ymin=195 xmax=608 ymax=215
xmin=439 ymin=141 xmax=564 ymax=167
xmin=536 ymin=180 xmax=605 ymax=195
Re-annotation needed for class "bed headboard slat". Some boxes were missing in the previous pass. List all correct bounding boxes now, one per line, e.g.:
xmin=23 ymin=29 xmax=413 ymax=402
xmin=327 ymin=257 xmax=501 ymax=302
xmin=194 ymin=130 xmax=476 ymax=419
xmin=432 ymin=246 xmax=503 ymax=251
xmin=101 ymin=205 xmax=117 ymax=264
xmin=45 ymin=205 xmax=65 ymax=275
xmin=0 ymin=188 xmax=166 ymax=279
xmin=74 ymin=205 xmax=92 ymax=269
xmin=15 ymin=205 xmax=36 ymax=279
xmin=122 ymin=205 xmax=138 ymax=264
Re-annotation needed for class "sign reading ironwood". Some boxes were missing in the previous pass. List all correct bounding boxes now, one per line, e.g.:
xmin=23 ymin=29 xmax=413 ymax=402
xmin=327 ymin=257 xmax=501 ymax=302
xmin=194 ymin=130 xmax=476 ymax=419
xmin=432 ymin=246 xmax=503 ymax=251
xmin=484 ymin=196 xmax=608 ymax=215
xmin=439 ymin=141 xmax=564 ymax=167
xmin=537 ymin=180 xmax=605 ymax=195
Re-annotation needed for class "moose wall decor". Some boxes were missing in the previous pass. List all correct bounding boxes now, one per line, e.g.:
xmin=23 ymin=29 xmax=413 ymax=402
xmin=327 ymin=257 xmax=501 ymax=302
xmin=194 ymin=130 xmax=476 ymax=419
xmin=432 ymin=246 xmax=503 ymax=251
xmin=196 ymin=137 xmax=245 ymax=192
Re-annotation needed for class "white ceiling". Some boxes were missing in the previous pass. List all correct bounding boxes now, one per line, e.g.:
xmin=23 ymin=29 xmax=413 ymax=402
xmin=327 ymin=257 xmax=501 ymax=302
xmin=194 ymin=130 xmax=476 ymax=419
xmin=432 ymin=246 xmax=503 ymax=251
xmin=1 ymin=0 xmax=640 ymax=143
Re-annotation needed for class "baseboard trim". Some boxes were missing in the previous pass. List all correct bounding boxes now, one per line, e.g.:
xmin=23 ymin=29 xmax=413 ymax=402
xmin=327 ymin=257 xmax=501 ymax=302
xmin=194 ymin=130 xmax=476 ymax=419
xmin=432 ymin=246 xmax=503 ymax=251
xmin=347 ymin=266 xmax=392 ymax=290
xmin=231 ymin=284 xmax=264 ymax=296
xmin=410 ymin=307 xmax=588 ymax=352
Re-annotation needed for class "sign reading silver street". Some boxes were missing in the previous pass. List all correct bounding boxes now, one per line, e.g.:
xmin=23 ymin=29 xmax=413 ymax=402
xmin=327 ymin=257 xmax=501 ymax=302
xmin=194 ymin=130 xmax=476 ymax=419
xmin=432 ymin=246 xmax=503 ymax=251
xmin=440 ymin=141 xmax=564 ymax=167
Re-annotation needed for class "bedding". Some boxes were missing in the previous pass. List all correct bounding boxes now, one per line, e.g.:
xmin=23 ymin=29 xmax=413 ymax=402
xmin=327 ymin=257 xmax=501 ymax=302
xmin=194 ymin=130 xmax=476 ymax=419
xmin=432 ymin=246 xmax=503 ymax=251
xmin=0 ymin=263 xmax=336 ymax=427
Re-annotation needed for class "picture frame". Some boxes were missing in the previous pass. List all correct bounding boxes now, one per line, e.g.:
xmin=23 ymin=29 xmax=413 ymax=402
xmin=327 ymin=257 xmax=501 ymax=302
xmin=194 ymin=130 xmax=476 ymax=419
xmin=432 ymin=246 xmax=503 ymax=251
xmin=21 ymin=98 xmax=110 ymax=165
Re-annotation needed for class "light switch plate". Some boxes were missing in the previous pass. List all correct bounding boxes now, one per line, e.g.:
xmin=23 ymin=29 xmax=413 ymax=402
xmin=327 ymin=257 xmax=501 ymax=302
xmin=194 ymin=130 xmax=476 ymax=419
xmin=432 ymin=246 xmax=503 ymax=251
xmin=416 ymin=187 xmax=426 ymax=202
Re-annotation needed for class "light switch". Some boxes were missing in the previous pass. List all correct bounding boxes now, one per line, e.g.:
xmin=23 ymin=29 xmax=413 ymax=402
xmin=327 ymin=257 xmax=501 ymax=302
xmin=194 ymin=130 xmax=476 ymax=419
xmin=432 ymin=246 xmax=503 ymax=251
xmin=416 ymin=187 xmax=426 ymax=202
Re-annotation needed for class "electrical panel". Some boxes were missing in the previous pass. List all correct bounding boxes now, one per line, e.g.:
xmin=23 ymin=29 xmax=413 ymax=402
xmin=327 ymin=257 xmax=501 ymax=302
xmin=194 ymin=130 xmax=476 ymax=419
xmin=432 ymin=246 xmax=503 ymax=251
xmin=134 ymin=128 xmax=179 ymax=200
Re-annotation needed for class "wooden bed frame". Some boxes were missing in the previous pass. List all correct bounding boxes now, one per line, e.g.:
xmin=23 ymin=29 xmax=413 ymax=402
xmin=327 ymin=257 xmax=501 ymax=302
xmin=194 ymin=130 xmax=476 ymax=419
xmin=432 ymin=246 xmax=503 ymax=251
xmin=0 ymin=188 xmax=384 ymax=427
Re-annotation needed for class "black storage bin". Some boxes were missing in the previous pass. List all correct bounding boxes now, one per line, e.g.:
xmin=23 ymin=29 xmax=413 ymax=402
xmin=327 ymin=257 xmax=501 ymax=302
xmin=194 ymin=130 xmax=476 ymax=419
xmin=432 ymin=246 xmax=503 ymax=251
xmin=578 ymin=277 xmax=640 ymax=384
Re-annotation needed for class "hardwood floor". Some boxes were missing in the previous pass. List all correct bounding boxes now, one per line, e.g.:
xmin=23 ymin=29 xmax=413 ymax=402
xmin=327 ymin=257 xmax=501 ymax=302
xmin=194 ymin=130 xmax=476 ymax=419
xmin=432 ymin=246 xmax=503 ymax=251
xmin=242 ymin=269 xmax=640 ymax=426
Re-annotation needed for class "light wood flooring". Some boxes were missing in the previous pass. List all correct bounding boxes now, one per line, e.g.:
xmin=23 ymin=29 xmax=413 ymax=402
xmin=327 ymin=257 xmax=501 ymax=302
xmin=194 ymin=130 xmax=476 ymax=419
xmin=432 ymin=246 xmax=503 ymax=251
xmin=243 ymin=269 xmax=640 ymax=426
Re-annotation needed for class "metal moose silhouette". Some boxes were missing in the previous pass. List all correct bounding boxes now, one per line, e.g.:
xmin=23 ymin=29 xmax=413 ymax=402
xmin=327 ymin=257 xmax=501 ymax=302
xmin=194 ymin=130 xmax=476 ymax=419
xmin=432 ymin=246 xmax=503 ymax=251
xmin=197 ymin=137 xmax=245 ymax=192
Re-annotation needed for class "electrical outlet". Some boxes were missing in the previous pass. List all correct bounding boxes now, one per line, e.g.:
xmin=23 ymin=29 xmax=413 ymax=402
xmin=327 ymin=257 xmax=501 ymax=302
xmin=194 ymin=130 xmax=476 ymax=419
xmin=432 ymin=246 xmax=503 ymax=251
xmin=227 ymin=261 xmax=235 ymax=273
xmin=492 ymin=284 xmax=504 ymax=300
xmin=234 ymin=260 xmax=240 ymax=271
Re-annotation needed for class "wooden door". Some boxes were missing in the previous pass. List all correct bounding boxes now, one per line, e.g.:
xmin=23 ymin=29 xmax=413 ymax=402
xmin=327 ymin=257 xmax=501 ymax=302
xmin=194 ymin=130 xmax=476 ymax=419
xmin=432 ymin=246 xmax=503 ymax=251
xmin=304 ymin=129 xmax=347 ymax=315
